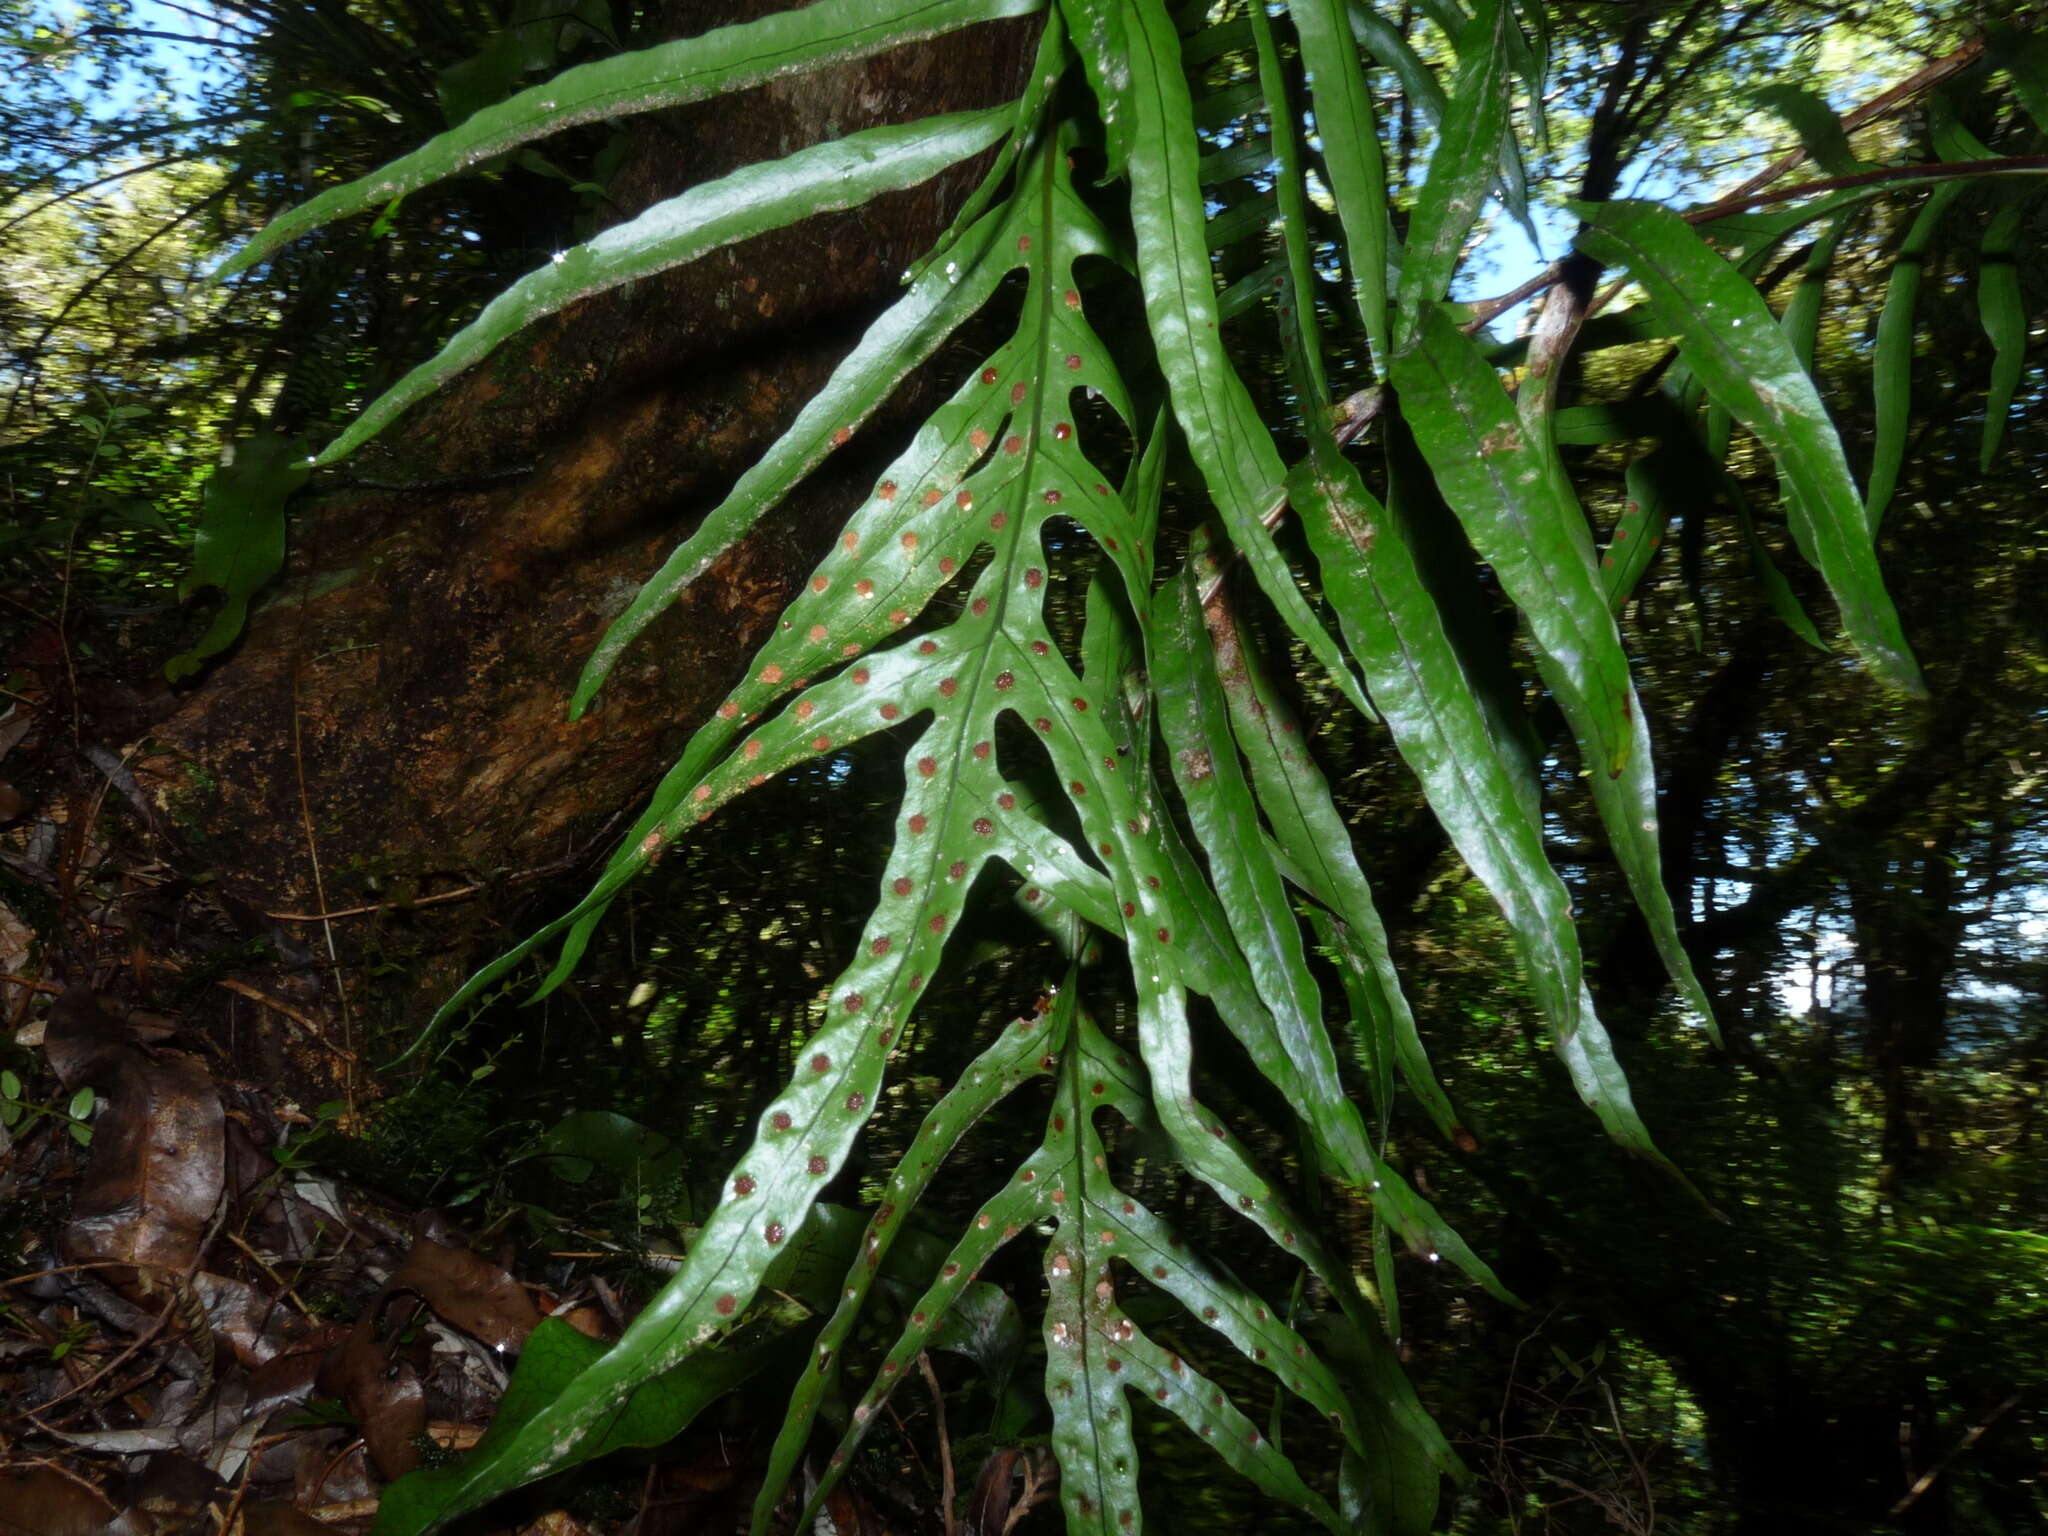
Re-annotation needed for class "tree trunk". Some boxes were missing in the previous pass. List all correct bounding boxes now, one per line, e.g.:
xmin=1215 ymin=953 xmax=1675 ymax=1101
xmin=127 ymin=4 xmax=1038 ymax=1099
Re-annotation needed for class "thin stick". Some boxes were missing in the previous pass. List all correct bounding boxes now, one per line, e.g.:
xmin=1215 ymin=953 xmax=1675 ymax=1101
xmin=222 ymin=1229 xmax=318 ymax=1322
xmin=0 ymin=974 xmax=64 ymax=996
xmin=262 ymin=854 xmax=582 ymax=922
xmin=0 ymin=1260 xmax=132 ymax=1287
xmin=267 ymin=881 xmax=498 ymax=922
xmin=289 ymin=660 xmax=355 ymax=1100
xmin=213 ymin=979 xmax=360 ymax=1062
xmin=1684 ymin=154 xmax=2048 ymax=226
xmin=919 ymin=1351 xmax=956 ymax=1536
xmin=1889 ymin=1394 xmax=2017 ymax=1516
xmin=1718 ymin=37 xmax=1985 ymax=205
xmin=1001 ymin=1453 xmax=1055 ymax=1536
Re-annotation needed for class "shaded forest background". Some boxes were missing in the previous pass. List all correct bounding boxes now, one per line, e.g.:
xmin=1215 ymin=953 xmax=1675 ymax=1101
xmin=1 ymin=0 xmax=2044 ymax=1532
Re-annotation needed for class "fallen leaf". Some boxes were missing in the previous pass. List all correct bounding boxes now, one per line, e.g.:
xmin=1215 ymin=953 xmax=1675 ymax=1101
xmin=316 ymin=1306 xmax=425 ymax=1481
xmin=0 ymin=1469 xmax=134 ymax=1536
xmin=390 ymin=1234 xmax=539 ymax=1355
xmin=60 ymin=1047 xmax=225 ymax=1283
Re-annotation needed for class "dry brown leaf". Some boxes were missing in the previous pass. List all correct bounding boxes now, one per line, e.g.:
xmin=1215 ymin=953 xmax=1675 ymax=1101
xmin=389 ymin=1235 xmax=539 ymax=1355
xmin=315 ymin=1308 xmax=425 ymax=1482
xmin=46 ymin=989 xmax=226 ymax=1288
xmin=0 ymin=1469 xmax=144 ymax=1536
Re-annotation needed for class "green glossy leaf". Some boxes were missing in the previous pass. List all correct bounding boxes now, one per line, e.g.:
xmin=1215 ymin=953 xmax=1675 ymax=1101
xmin=1866 ymin=184 xmax=1962 ymax=526
xmin=315 ymin=108 xmax=1010 ymax=465
xmin=437 ymin=31 xmax=527 ymax=127
xmin=750 ymin=998 xmax=1067 ymax=1534
xmin=1040 ymin=1022 xmax=1346 ymax=1534
xmin=1153 ymin=564 xmax=1380 ymax=1183
xmin=389 ymin=132 xmax=1163 ymax=1530
xmin=1977 ymin=202 xmax=2025 ymax=473
xmin=1290 ymin=0 xmax=1391 ymax=360
xmin=1208 ymin=602 xmax=1461 ymax=1139
xmin=1575 ymin=198 xmax=1925 ymax=696
xmin=1779 ymin=220 xmax=1843 ymax=391
xmin=1605 ymin=452 xmax=1677 ymax=613
xmin=800 ymin=1173 xmax=1046 ymax=1520
xmin=1757 ymin=223 xmax=1847 ymax=653
xmin=1095 ymin=1004 xmax=1469 ymax=1472
xmin=1751 ymin=84 xmax=1861 ymax=176
xmin=1729 ymin=478 xmax=1830 ymax=654
xmin=1381 ymin=415 xmax=1542 ymax=824
xmin=1190 ymin=75 xmax=1266 ymax=130
xmin=1548 ymin=399 xmax=1666 ymax=445
xmin=1685 ymin=387 xmax=1821 ymax=649
xmin=1206 ymin=193 xmax=1280 ymax=259
xmin=1507 ymin=0 xmax=1549 ymax=148
xmin=1250 ymin=0 xmax=1330 ymax=408
xmin=1346 ymin=1 xmax=1447 ymax=126
xmin=414 ymin=130 xmax=1144 ymax=1046
xmin=929 ymin=1279 xmax=1024 ymax=1389
xmin=374 ymin=1318 xmax=803 ymax=1536
xmin=166 ymin=432 xmax=311 ymax=682
xmin=535 ymin=1110 xmax=683 ymax=1193
xmin=1289 ymin=449 xmax=1584 ymax=1052
xmin=1410 ymin=0 xmax=1467 ymax=41
xmin=216 ymin=0 xmax=1044 ymax=278
xmin=1328 ymin=1332 xmax=1447 ymax=1536
xmin=1394 ymin=306 xmax=1636 ymax=778
xmin=1394 ymin=0 xmax=1509 ymax=333
xmin=1989 ymin=20 xmax=2048 ymax=132
xmin=1556 ymin=982 xmax=1700 ymax=1190
xmin=1392 ymin=304 xmax=1716 ymax=1038
xmin=1057 ymin=0 xmax=1133 ymax=177
xmin=1118 ymin=0 xmax=1378 ymax=723
xmin=906 ymin=7 xmax=1068 ymax=284
xmin=1200 ymin=133 xmax=1277 ymax=186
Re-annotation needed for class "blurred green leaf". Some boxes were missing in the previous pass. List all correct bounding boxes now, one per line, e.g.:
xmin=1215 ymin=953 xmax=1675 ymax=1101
xmin=166 ymin=432 xmax=311 ymax=682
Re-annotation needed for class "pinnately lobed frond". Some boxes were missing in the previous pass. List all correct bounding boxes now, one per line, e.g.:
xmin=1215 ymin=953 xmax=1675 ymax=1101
xmin=211 ymin=0 xmax=1973 ymax=1527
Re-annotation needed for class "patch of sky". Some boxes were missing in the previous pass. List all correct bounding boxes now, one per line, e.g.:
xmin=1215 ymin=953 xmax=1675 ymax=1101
xmin=1450 ymin=19 xmax=1932 ymax=340
xmin=23 ymin=0 xmax=232 ymax=128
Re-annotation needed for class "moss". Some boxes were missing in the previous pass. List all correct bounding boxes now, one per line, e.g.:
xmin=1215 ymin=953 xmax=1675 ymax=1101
xmin=162 ymin=761 xmax=221 ymax=838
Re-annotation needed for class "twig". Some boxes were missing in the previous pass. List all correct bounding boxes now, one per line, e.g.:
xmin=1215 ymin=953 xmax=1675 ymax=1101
xmin=1470 ymin=259 xmax=1570 ymax=328
xmin=1889 ymin=1394 xmax=2018 ymax=1516
xmin=210 ymin=1425 xmax=262 ymax=1536
xmin=310 ymin=1439 xmax=368 ymax=1503
xmin=222 ymin=1230 xmax=317 ymax=1323
xmin=1683 ymin=155 xmax=2048 ymax=226
xmin=213 ymin=979 xmax=359 ymax=1062
xmin=1597 ymin=1376 xmax=1655 ymax=1535
xmin=289 ymin=658 xmax=355 ymax=1102
xmin=1718 ymin=37 xmax=1986 ymax=205
xmin=0 ymin=1260 xmax=133 ymax=1287
xmin=262 ymin=855 xmax=580 ymax=922
xmin=1001 ymin=1452 xmax=1055 ymax=1536
xmin=14 ymin=1202 xmax=230 ymax=1425
xmin=919 ymin=1351 xmax=956 ymax=1536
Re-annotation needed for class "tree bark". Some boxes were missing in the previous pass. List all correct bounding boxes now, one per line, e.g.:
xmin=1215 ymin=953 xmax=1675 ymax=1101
xmin=130 ymin=3 xmax=1039 ymax=1098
